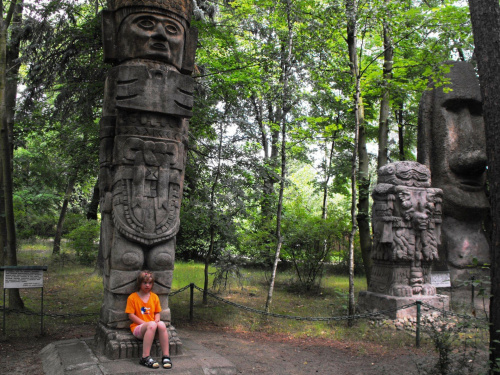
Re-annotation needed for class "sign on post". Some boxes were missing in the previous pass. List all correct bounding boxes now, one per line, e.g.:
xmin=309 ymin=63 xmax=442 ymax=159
xmin=4 ymin=269 xmax=44 ymax=289
xmin=1 ymin=266 xmax=48 ymax=335
xmin=431 ymin=271 xmax=451 ymax=288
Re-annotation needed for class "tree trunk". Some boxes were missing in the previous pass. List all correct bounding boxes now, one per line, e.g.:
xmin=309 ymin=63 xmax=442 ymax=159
xmin=53 ymin=171 xmax=78 ymax=255
xmin=265 ymin=0 xmax=292 ymax=313
xmin=86 ymin=179 xmax=99 ymax=220
xmin=377 ymin=6 xmax=393 ymax=169
xmin=203 ymin=122 xmax=224 ymax=305
xmin=357 ymin=115 xmax=372 ymax=285
xmin=265 ymin=95 xmax=286 ymax=312
xmin=203 ymin=225 xmax=215 ymax=305
xmin=396 ymin=100 xmax=405 ymax=161
xmin=0 ymin=1 xmax=23 ymax=309
xmin=265 ymin=117 xmax=286 ymax=313
xmin=467 ymin=1 xmax=500 ymax=371
xmin=322 ymin=130 xmax=337 ymax=220
xmin=346 ymin=0 xmax=372 ymax=287
xmin=346 ymin=0 xmax=359 ymax=326
xmin=5 ymin=2 xmax=21 ymax=151
xmin=0 ymin=159 xmax=5 ymax=265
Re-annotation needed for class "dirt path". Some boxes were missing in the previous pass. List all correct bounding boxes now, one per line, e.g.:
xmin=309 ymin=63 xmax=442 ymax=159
xmin=179 ymin=325 xmax=424 ymax=375
xmin=0 ymin=323 xmax=429 ymax=375
xmin=1 ymin=326 xmax=480 ymax=375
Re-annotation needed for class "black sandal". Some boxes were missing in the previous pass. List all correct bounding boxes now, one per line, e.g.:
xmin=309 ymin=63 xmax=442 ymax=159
xmin=139 ymin=355 xmax=159 ymax=368
xmin=162 ymin=356 xmax=172 ymax=369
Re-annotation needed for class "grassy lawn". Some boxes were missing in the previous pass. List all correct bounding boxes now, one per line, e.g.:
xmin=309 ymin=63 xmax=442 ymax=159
xmin=0 ymin=240 xmax=489 ymax=359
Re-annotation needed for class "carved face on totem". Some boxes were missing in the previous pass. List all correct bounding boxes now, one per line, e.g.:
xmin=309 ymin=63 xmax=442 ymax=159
xmin=418 ymin=62 xmax=488 ymax=218
xmin=116 ymin=12 xmax=185 ymax=70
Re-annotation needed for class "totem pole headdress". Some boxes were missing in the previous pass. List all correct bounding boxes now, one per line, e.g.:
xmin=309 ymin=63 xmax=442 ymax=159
xmin=103 ymin=0 xmax=197 ymax=73
xmin=107 ymin=0 xmax=193 ymax=25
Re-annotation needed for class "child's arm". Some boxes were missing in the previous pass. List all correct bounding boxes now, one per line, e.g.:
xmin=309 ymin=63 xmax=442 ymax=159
xmin=128 ymin=313 xmax=145 ymax=326
xmin=154 ymin=312 xmax=161 ymax=323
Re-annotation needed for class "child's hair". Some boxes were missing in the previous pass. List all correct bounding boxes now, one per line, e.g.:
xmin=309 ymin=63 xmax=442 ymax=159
xmin=136 ymin=270 xmax=155 ymax=291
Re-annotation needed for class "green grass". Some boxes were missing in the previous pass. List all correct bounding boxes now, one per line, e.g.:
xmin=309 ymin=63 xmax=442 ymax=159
xmin=0 ymin=240 xmax=488 ymax=357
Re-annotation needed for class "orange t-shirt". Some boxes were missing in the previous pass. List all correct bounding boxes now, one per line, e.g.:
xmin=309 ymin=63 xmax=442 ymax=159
xmin=125 ymin=292 xmax=161 ymax=333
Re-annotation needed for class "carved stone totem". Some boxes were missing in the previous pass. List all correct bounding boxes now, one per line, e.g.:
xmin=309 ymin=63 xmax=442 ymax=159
xmin=95 ymin=0 xmax=197 ymax=358
xmin=358 ymin=162 xmax=449 ymax=318
xmin=418 ymin=61 xmax=489 ymax=283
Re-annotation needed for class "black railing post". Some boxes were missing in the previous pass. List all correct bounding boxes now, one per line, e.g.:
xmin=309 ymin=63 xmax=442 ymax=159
xmin=41 ymin=287 xmax=44 ymax=335
xmin=3 ymin=288 xmax=5 ymax=335
xmin=416 ymin=301 xmax=421 ymax=348
xmin=471 ymin=275 xmax=475 ymax=308
xmin=189 ymin=283 xmax=194 ymax=322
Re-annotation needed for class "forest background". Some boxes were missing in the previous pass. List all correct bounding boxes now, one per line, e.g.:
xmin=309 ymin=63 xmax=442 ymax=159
xmin=1 ymin=0 xmax=499 ymax=370
xmin=3 ymin=0 xmax=476 ymax=278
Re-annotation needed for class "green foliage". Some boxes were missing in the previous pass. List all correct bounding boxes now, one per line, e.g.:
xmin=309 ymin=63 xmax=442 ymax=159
xmin=282 ymin=216 xmax=339 ymax=291
xmin=13 ymin=191 xmax=57 ymax=239
xmin=415 ymin=317 xmax=489 ymax=375
xmin=66 ymin=220 xmax=100 ymax=266
xmin=212 ymin=249 xmax=246 ymax=292
xmin=9 ymin=0 xmax=479 ymax=307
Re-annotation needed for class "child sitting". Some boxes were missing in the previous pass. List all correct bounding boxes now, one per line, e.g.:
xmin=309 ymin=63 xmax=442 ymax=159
xmin=125 ymin=270 xmax=172 ymax=369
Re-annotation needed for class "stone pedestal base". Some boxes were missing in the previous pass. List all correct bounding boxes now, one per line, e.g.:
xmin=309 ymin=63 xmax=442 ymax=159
xmin=41 ymin=333 xmax=237 ymax=375
xmin=95 ymin=322 xmax=182 ymax=360
xmin=357 ymin=291 xmax=449 ymax=319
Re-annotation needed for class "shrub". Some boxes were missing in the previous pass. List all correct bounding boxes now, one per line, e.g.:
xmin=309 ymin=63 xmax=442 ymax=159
xmin=67 ymin=220 xmax=100 ymax=265
xmin=212 ymin=249 xmax=246 ymax=292
xmin=282 ymin=216 xmax=341 ymax=291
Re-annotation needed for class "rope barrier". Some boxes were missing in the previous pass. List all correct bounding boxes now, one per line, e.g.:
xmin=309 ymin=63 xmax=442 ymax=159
xmin=0 ymin=307 xmax=99 ymax=319
xmin=192 ymin=284 xmax=415 ymax=321
xmin=0 ymin=283 xmax=486 ymax=324
xmin=169 ymin=283 xmax=191 ymax=296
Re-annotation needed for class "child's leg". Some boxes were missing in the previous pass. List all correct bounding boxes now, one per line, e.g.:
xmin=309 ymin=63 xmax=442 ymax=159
xmin=157 ymin=321 xmax=169 ymax=356
xmin=139 ymin=321 xmax=158 ymax=357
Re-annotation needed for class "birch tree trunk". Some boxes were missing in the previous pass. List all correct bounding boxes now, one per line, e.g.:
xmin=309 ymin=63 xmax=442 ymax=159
xmin=265 ymin=0 xmax=293 ymax=313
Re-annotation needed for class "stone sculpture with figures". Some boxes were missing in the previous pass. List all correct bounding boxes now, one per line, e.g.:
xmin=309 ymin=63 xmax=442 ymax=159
xmin=358 ymin=161 xmax=449 ymax=318
xmin=95 ymin=0 xmax=197 ymax=358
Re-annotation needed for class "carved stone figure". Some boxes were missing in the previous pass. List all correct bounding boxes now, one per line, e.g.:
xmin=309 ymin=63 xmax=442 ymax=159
xmin=96 ymin=0 xmax=197 ymax=358
xmin=418 ymin=61 xmax=489 ymax=282
xmin=370 ymin=161 xmax=442 ymax=296
xmin=358 ymin=162 xmax=449 ymax=318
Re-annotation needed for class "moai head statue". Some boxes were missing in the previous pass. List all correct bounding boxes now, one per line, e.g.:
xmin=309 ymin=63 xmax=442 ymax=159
xmin=418 ymin=61 xmax=488 ymax=220
xmin=417 ymin=61 xmax=489 ymax=275
xmin=102 ymin=0 xmax=198 ymax=73
xmin=371 ymin=161 xmax=442 ymax=297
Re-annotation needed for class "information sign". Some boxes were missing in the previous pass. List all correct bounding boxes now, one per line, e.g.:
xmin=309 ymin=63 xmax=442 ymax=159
xmin=4 ymin=269 xmax=44 ymax=289
xmin=431 ymin=271 xmax=451 ymax=288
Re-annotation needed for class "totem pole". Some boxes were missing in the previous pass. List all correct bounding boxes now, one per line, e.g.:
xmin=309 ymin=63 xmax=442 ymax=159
xmin=418 ymin=61 xmax=489 ymax=283
xmin=358 ymin=162 xmax=449 ymax=318
xmin=96 ymin=0 xmax=197 ymax=357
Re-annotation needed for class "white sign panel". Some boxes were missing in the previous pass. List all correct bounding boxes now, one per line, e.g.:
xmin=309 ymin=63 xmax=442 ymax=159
xmin=431 ymin=271 xmax=451 ymax=288
xmin=4 ymin=269 xmax=44 ymax=289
